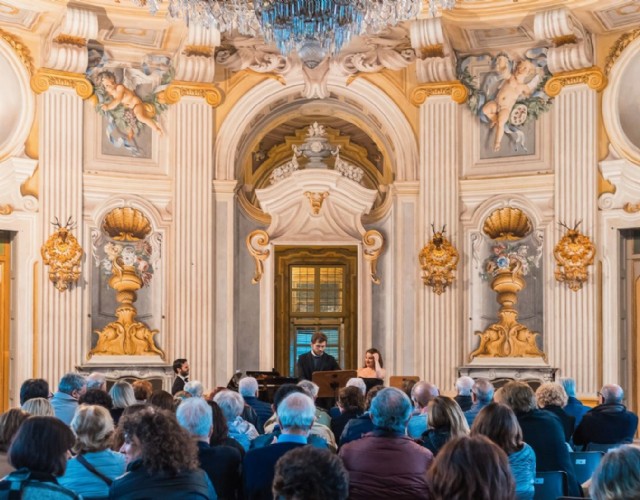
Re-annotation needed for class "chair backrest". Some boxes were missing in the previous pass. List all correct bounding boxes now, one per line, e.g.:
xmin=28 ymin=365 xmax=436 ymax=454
xmin=389 ymin=376 xmax=419 ymax=389
xmin=570 ymin=451 xmax=604 ymax=484
xmin=533 ymin=471 xmax=568 ymax=500
xmin=556 ymin=497 xmax=589 ymax=500
xmin=585 ymin=442 xmax=623 ymax=453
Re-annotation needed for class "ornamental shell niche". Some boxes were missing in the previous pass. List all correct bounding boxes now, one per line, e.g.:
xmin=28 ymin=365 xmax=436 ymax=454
xmin=483 ymin=207 xmax=532 ymax=241
xmin=102 ymin=207 xmax=152 ymax=241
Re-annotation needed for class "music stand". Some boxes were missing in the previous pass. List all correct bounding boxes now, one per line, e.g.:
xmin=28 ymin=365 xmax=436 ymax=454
xmin=313 ymin=370 xmax=357 ymax=399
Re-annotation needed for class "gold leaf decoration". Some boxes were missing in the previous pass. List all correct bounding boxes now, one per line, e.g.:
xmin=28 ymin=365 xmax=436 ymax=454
xmin=483 ymin=207 xmax=532 ymax=241
xmin=554 ymin=222 xmax=595 ymax=291
xmin=41 ymin=219 xmax=83 ymax=292
xmin=419 ymin=227 xmax=459 ymax=295
xmin=102 ymin=207 xmax=152 ymax=241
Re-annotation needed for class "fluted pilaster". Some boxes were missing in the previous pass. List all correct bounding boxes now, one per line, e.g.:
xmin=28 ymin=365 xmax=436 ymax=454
xmin=551 ymin=84 xmax=598 ymax=394
xmin=39 ymin=87 xmax=84 ymax=385
xmin=169 ymin=98 xmax=215 ymax=387
xmin=419 ymin=95 xmax=460 ymax=389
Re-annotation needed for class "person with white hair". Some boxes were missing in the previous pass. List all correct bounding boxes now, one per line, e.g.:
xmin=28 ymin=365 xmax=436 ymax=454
xmin=590 ymin=444 xmax=640 ymax=500
xmin=213 ymin=389 xmax=259 ymax=451
xmin=295 ymin=380 xmax=331 ymax=427
xmin=177 ymin=397 xmax=241 ymax=499
xmin=108 ymin=380 xmax=137 ymax=424
xmin=184 ymin=380 xmax=204 ymax=398
xmin=346 ymin=378 xmax=366 ymax=396
xmin=454 ymin=376 xmax=475 ymax=412
xmin=243 ymin=392 xmax=316 ymax=500
xmin=86 ymin=372 xmax=107 ymax=392
xmin=574 ymin=383 xmax=639 ymax=447
xmin=238 ymin=377 xmax=273 ymax=434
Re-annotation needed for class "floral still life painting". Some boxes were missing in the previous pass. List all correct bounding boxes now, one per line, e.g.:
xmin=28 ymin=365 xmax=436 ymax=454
xmin=458 ymin=50 xmax=553 ymax=154
xmin=101 ymin=241 xmax=156 ymax=287
xmin=480 ymin=241 xmax=541 ymax=281
xmin=87 ymin=50 xmax=173 ymax=157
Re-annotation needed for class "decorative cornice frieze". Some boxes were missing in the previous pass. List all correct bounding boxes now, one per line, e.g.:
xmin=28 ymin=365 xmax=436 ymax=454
xmin=544 ymin=67 xmax=607 ymax=97
xmin=161 ymin=81 xmax=223 ymax=107
xmin=30 ymin=68 xmax=93 ymax=99
xmin=410 ymin=81 xmax=468 ymax=105
xmin=605 ymin=29 xmax=640 ymax=76
xmin=0 ymin=28 xmax=33 ymax=76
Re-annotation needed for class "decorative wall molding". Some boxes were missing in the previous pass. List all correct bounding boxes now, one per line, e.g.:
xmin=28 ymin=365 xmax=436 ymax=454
xmin=0 ymin=28 xmax=33 ymax=75
xmin=246 ymin=230 xmax=270 ymax=284
xmin=410 ymin=81 xmax=468 ymax=105
xmin=544 ymin=67 xmax=607 ymax=97
xmin=363 ymin=229 xmax=384 ymax=285
xmin=173 ymin=24 xmax=220 ymax=82
xmin=31 ymin=68 xmax=93 ymax=99
xmin=162 ymin=81 xmax=223 ymax=107
xmin=0 ymin=157 xmax=38 ymax=213
xmin=44 ymin=6 xmax=97 ymax=74
xmin=409 ymin=18 xmax=456 ymax=83
xmin=605 ymin=28 xmax=640 ymax=75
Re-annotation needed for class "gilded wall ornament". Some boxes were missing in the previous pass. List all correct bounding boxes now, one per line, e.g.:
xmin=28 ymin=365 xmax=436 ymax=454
xmin=605 ymin=29 xmax=640 ymax=76
xmin=41 ymin=217 xmax=83 ymax=292
xmin=162 ymin=81 xmax=223 ymax=107
xmin=304 ymin=191 xmax=329 ymax=215
xmin=0 ymin=205 xmax=13 ymax=216
xmin=30 ymin=68 xmax=93 ymax=99
xmin=419 ymin=225 xmax=459 ymax=295
xmin=0 ymin=28 xmax=34 ymax=76
xmin=544 ymin=67 xmax=607 ymax=97
xmin=363 ymin=230 xmax=384 ymax=285
xmin=482 ymin=207 xmax=532 ymax=241
xmin=554 ymin=221 xmax=595 ymax=292
xmin=410 ymin=81 xmax=468 ymax=105
xmin=246 ymin=230 xmax=270 ymax=284
xmin=102 ymin=207 xmax=152 ymax=241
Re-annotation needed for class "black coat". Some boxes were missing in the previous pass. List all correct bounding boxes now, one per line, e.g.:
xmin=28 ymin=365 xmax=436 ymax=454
xmin=296 ymin=352 xmax=340 ymax=381
xmin=197 ymin=441 xmax=241 ymax=500
xmin=542 ymin=405 xmax=575 ymax=442
xmin=171 ymin=376 xmax=186 ymax=395
xmin=573 ymin=403 xmax=639 ymax=447
xmin=242 ymin=442 xmax=306 ymax=500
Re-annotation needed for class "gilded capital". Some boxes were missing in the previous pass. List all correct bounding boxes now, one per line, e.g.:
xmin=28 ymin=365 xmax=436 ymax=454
xmin=161 ymin=81 xmax=223 ymax=107
xmin=544 ymin=67 xmax=607 ymax=97
xmin=410 ymin=81 xmax=468 ymax=106
xmin=30 ymin=68 xmax=94 ymax=99
xmin=0 ymin=28 xmax=33 ymax=75
xmin=606 ymin=29 xmax=640 ymax=76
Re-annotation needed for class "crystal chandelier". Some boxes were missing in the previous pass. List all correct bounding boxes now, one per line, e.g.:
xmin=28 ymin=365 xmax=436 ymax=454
xmin=135 ymin=0 xmax=456 ymax=61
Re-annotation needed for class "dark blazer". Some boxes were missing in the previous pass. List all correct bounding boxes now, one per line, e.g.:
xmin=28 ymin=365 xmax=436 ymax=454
xmin=244 ymin=397 xmax=273 ymax=435
xmin=339 ymin=414 xmax=375 ymax=447
xmin=197 ymin=441 xmax=241 ymax=500
xmin=296 ymin=352 xmax=340 ymax=381
xmin=542 ymin=405 xmax=575 ymax=442
xmin=331 ymin=409 xmax=362 ymax=444
xmin=242 ymin=442 xmax=306 ymax=500
xmin=516 ymin=409 xmax=581 ymax=497
xmin=454 ymin=394 xmax=473 ymax=412
xmin=564 ymin=396 xmax=591 ymax=427
xmin=573 ymin=403 xmax=639 ymax=447
xmin=171 ymin=376 xmax=186 ymax=395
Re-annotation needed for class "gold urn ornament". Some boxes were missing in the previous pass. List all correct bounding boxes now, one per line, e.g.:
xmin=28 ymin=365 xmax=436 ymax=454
xmin=41 ymin=217 xmax=84 ymax=292
xmin=554 ymin=221 xmax=595 ymax=291
xmin=419 ymin=225 xmax=459 ymax=295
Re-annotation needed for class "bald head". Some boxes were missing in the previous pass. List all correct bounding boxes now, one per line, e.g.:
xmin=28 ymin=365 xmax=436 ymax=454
xmin=411 ymin=381 xmax=439 ymax=409
xmin=600 ymin=384 xmax=624 ymax=404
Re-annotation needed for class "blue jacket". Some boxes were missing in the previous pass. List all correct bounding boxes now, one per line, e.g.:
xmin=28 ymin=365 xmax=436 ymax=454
xmin=59 ymin=449 xmax=126 ymax=499
xmin=509 ymin=443 xmax=536 ymax=500
xmin=563 ymin=396 xmax=590 ymax=427
xmin=50 ymin=392 xmax=79 ymax=425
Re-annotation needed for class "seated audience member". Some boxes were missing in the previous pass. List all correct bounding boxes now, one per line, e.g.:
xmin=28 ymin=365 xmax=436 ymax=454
xmin=79 ymin=389 xmax=114 ymax=410
xmin=356 ymin=348 xmax=386 ymax=379
xmin=340 ymin=385 xmax=385 ymax=447
xmin=464 ymin=378 xmax=494 ymax=426
xmin=21 ymin=397 xmax=54 ymax=417
xmin=173 ymin=390 xmax=192 ymax=409
xmin=132 ymin=380 xmax=152 ymax=404
xmin=0 ymin=416 xmax=78 ymax=498
xmin=339 ymin=387 xmax=434 ymax=499
xmin=207 ymin=400 xmax=247 ymax=457
xmin=273 ymin=447 xmax=349 ymax=500
xmin=213 ymin=389 xmax=259 ymax=451
xmin=535 ymin=382 xmax=575 ymax=442
xmin=0 ymin=409 xmax=29 ymax=477
xmin=243 ymin=392 xmax=316 ymax=500
xmin=573 ymin=383 xmax=639 ymax=447
xmin=295 ymin=380 xmax=331 ymax=428
xmin=185 ymin=380 xmax=205 ymax=398
xmin=331 ymin=386 xmax=364 ymax=441
xmin=239 ymin=376 xmax=273 ymax=434
xmin=330 ymin=378 xmax=367 ymax=419
xmin=177 ymin=398 xmax=241 ymax=500
xmin=501 ymin=381 xmax=581 ymax=497
xmin=428 ymin=435 xmax=515 ymax=500
xmin=589 ymin=444 xmax=640 ymax=500
xmin=110 ymin=404 xmax=147 ymax=452
xmin=453 ymin=376 xmax=475 ymax=412
xmin=50 ymin=372 xmax=87 ymax=425
xmin=401 ymin=379 xmax=417 ymax=400
xmin=422 ymin=396 xmax=469 ymax=456
xmin=250 ymin=384 xmax=329 ymax=450
xmin=19 ymin=378 xmax=50 ymax=406
xmin=148 ymin=390 xmax=175 ymax=412
xmin=471 ymin=403 xmax=536 ymax=500
xmin=111 ymin=407 xmax=216 ymax=499
xmin=58 ymin=405 xmax=126 ymax=499
xmin=559 ymin=377 xmax=590 ymax=427
xmin=109 ymin=380 xmax=136 ymax=425
xmin=86 ymin=372 xmax=107 ymax=392
xmin=407 ymin=381 xmax=439 ymax=439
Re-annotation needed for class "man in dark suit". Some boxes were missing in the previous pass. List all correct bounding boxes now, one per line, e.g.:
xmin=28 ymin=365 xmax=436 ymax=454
xmin=296 ymin=332 xmax=340 ymax=381
xmin=171 ymin=358 xmax=189 ymax=395
xmin=573 ymin=383 xmax=639 ymax=447
xmin=243 ymin=392 xmax=316 ymax=499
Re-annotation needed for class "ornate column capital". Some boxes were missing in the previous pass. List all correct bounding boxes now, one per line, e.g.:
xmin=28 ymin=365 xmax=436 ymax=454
xmin=544 ymin=66 xmax=607 ymax=97
xmin=30 ymin=68 xmax=93 ymax=99
xmin=410 ymin=81 xmax=468 ymax=106
xmin=161 ymin=81 xmax=223 ymax=107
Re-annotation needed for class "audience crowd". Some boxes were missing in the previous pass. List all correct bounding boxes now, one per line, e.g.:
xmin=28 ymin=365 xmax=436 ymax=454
xmin=0 ymin=369 xmax=638 ymax=499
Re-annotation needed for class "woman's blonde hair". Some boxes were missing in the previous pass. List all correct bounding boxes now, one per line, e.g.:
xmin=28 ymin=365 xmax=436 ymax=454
xmin=535 ymin=382 xmax=568 ymax=408
xmin=70 ymin=404 xmax=115 ymax=453
xmin=22 ymin=397 xmax=55 ymax=417
xmin=427 ymin=396 xmax=470 ymax=437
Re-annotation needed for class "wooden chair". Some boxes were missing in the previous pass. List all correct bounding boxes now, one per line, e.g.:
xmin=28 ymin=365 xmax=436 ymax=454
xmin=570 ymin=451 xmax=604 ymax=484
xmin=533 ymin=471 xmax=568 ymax=500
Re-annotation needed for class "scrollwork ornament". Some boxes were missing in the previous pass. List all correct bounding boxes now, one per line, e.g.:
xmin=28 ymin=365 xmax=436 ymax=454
xmin=544 ymin=67 xmax=607 ymax=97
xmin=161 ymin=81 xmax=223 ymax=107
xmin=30 ymin=68 xmax=93 ymax=99
xmin=410 ymin=81 xmax=468 ymax=106
xmin=363 ymin=230 xmax=384 ymax=285
xmin=246 ymin=230 xmax=270 ymax=284
xmin=41 ymin=217 xmax=83 ymax=292
xmin=419 ymin=226 xmax=459 ymax=295
xmin=553 ymin=221 xmax=595 ymax=291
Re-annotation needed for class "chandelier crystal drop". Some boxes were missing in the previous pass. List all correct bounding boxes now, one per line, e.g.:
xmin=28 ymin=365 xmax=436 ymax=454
xmin=132 ymin=0 xmax=456 ymax=59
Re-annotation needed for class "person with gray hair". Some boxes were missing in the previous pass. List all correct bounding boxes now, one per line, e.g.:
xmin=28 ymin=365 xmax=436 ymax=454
xmin=213 ymin=389 xmax=258 ymax=451
xmin=464 ymin=378 xmax=495 ymax=426
xmin=295 ymin=379 xmax=331 ymax=428
xmin=339 ymin=388 xmax=433 ymax=499
xmin=243 ymin=393 xmax=316 ymax=500
xmin=50 ymin=372 xmax=87 ymax=425
xmin=239 ymin=376 xmax=272 ymax=434
xmin=184 ymin=380 xmax=204 ymax=398
xmin=559 ymin=377 xmax=590 ymax=427
xmin=589 ymin=444 xmax=640 ymax=500
xmin=407 ymin=381 xmax=439 ymax=438
xmin=86 ymin=372 xmax=107 ymax=392
xmin=574 ymin=383 xmax=639 ymax=447
xmin=454 ymin=375 xmax=475 ymax=411
xmin=177 ymin=397 xmax=242 ymax=499
xmin=108 ymin=380 xmax=136 ymax=424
